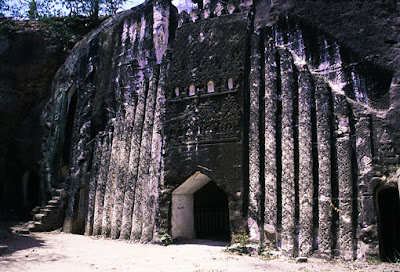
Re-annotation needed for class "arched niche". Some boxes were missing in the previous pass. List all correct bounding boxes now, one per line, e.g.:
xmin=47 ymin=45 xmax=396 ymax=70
xmin=171 ymin=171 xmax=230 ymax=240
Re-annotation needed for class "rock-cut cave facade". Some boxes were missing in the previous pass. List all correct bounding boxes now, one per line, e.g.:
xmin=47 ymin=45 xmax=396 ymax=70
xmin=38 ymin=0 xmax=400 ymax=261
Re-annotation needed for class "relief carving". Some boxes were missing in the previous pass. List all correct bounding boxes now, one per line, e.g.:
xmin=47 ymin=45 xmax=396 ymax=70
xmin=165 ymin=95 xmax=241 ymax=146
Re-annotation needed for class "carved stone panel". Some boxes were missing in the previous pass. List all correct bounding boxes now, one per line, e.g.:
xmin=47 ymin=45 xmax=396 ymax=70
xmin=165 ymin=94 xmax=241 ymax=146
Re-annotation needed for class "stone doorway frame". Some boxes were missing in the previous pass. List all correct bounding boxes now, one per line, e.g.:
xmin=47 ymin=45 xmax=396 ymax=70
xmin=171 ymin=171 xmax=211 ymax=239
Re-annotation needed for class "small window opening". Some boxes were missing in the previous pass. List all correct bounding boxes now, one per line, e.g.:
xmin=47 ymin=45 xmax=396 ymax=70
xmin=175 ymin=87 xmax=180 ymax=97
xmin=207 ymin=81 xmax=214 ymax=93
xmin=189 ymin=84 xmax=196 ymax=96
xmin=227 ymin=78 xmax=234 ymax=90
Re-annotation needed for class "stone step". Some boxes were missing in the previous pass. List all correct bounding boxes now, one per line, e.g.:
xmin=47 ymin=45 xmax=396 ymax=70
xmin=14 ymin=228 xmax=30 ymax=235
xmin=29 ymin=222 xmax=45 ymax=232
xmin=40 ymin=208 xmax=53 ymax=215
xmin=52 ymin=196 xmax=62 ymax=201
xmin=10 ymin=225 xmax=30 ymax=235
xmin=53 ymin=189 xmax=66 ymax=197
xmin=45 ymin=204 xmax=59 ymax=210
xmin=48 ymin=199 xmax=60 ymax=205
xmin=34 ymin=213 xmax=46 ymax=221
xmin=0 ymin=244 xmax=9 ymax=254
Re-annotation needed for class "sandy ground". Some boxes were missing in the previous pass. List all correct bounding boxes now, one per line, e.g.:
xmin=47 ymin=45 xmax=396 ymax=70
xmin=1 ymin=228 xmax=400 ymax=272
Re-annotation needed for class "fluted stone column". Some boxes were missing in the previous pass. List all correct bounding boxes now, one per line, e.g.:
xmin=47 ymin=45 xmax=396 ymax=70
xmin=264 ymin=38 xmax=278 ymax=246
xmin=131 ymin=70 xmax=159 ymax=241
xmin=248 ymin=33 xmax=262 ymax=241
xmin=297 ymin=66 xmax=314 ymax=256
xmin=333 ymin=94 xmax=354 ymax=260
xmin=85 ymin=136 xmax=102 ymax=236
xmin=101 ymin=39 xmax=129 ymax=237
xmin=101 ymin=116 xmax=124 ymax=237
xmin=110 ymin=89 xmax=137 ymax=239
xmin=92 ymin=129 xmax=112 ymax=235
xmin=119 ymin=14 xmax=151 ymax=240
xmin=279 ymin=49 xmax=296 ymax=255
xmin=141 ymin=63 xmax=167 ymax=242
xmin=264 ymin=38 xmax=278 ymax=247
xmin=353 ymin=105 xmax=376 ymax=259
xmin=120 ymin=77 xmax=148 ymax=240
xmin=153 ymin=0 xmax=169 ymax=64
xmin=101 ymin=94 xmax=124 ymax=238
xmin=315 ymin=80 xmax=332 ymax=258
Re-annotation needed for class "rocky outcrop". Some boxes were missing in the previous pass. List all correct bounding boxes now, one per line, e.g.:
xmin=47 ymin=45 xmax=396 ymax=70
xmin=41 ymin=2 xmax=170 ymax=239
xmin=0 ymin=17 xmax=104 ymax=218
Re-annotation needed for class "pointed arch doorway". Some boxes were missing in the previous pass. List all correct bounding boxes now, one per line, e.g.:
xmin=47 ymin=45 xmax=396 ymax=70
xmin=171 ymin=172 xmax=230 ymax=241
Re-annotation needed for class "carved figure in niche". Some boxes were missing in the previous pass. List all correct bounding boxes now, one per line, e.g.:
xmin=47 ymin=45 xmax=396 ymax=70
xmin=379 ymin=130 xmax=397 ymax=165
xmin=175 ymin=87 xmax=180 ymax=97
xmin=182 ymin=101 xmax=198 ymax=142
xmin=198 ymin=99 xmax=218 ymax=140
xmin=218 ymin=95 xmax=241 ymax=138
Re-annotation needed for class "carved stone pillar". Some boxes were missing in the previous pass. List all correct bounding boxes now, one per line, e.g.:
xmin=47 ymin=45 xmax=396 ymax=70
xmin=264 ymin=38 xmax=278 ymax=247
xmin=248 ymin=33 xmax=262 ymax=241
xmin=120 ymin=77 xmax=148 ymax=240
xmin=279 ymin=49 xmax=296 ymax=255
xmin=92 ymin=129 xmax=112 ymax=235
xmin=141 ymin=63 xmax=167 ymax=241
xmin=85 ymin=136 xmax=102 ymax=236
xmin=131 ymin=70 xmax=159 ymax=241
xmin=353 ymin=106 xmax=377 ymax=259
xmin=315 ymin=80 xmax=332 ymax=258
xmin=334 ymin=94 xmax=354 ymax=260
xmin=297 ymin=66 xmax=314 ymax=256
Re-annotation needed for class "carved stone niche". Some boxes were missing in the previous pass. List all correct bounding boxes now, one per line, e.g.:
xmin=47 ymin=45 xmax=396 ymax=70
xmin=378 ymin=130 xmax=399 ymax=165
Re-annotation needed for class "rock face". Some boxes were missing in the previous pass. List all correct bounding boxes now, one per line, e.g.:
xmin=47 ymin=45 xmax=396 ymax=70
xmin=0 ymin=18 xmax=104 ymax=218
xmin=32 ymin=0 xmax=400 ymax=261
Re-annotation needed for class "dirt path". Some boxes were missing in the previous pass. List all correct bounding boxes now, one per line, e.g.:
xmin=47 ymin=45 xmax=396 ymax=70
xmin=1 ymin=231 xmax=399 ymax=272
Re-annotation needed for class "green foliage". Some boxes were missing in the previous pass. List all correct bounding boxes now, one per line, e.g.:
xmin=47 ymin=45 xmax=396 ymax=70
xmin=231 ymin=231 xmax=250 ymax=246
xmin=0 ymin=0 xmax=5 ymax=18
xmin=2 ymin=0 xmax=65 ymax=20
xmin=230 ymin=231 xmax=250 ymax=255
xmin=57 ymin=0 xmax=127 ymax=21
xmin=1 ymin=0 xmax=129 ymax=21
xmin=156 ymin=233 xmax=172 ymax=246
xmin=28 ymin=0 xmax=37 ymax=20
xmin=257 ymin=243 xmax=265 ymax=256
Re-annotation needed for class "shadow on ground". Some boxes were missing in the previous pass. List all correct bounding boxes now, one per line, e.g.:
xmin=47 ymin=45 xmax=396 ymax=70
xmin=0 ymin=221 xmax=45 ymax=255
xmin=174 ymin=239 xmax=230 ymax=247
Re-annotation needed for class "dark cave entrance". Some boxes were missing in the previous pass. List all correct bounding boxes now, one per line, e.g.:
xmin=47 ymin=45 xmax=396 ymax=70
xmin=25 ymin=171 xmax=40 ymax=210
xmin=171 ymin=172 xmax=230 ymax=241
xmin=62 ymin=88 xmax=78 ymax=166
xmin=376 ymin=184 xmax=400 ymax=262
xmin=73 ymin=187 xmax=88 ymax=234
xmin=194 ymin=181 xmax=230 ymax=241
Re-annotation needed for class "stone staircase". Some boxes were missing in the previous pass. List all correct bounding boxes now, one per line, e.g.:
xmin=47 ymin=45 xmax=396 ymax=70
xmin=28 ymin=189 xmax=66 ymax=232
